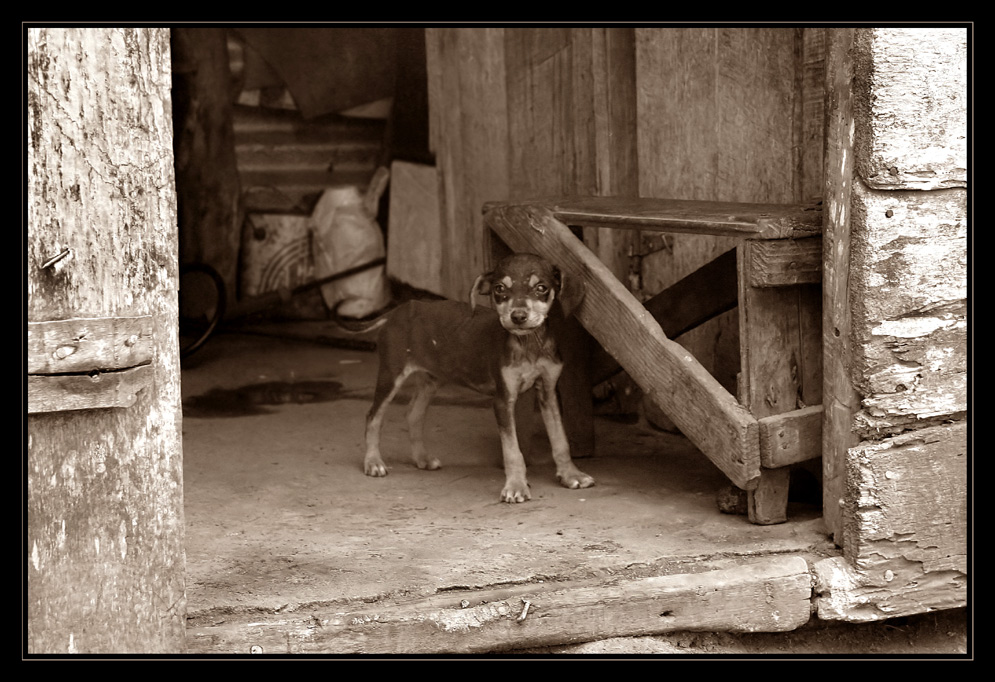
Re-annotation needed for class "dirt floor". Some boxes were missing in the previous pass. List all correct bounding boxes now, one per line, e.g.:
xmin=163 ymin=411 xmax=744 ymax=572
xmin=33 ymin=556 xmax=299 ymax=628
xmin=179 ymin=325 xmax=969 ymax=657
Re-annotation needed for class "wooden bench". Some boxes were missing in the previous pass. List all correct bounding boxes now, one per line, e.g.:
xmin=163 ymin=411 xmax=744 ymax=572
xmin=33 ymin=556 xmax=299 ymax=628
xmin=483 ymin=197 xmax=823 ymax=525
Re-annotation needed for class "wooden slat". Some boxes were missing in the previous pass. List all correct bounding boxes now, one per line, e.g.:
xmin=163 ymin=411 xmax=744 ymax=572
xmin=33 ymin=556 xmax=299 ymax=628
xmin=426 ymin=28 xmax=509 ymax=298
xmin=27 ymin=316 xmax=154 ymax=375
xmin=747 ymin=238 xmax=823 ymax=287
xmin=28 ymin=365 xmax=153 ymax=414
xmin=187 ymin=555 xmax=812 ymax=654
xmin=485 ymin=203 xmax=760 ymax=490
xmin=483 ymin=196 xmax=823 ymax=240
xmin=590 ymin=248 xmax=738 ymax=384
xmin=822 ymin=29 xmax=861 ymax=545
xmin=759 ymin=405 xmax=823 ymax=468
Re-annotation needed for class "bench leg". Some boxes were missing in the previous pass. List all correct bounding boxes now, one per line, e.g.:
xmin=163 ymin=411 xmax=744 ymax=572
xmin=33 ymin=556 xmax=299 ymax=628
xmin=747 ymin=467 xmax=791 ymax=525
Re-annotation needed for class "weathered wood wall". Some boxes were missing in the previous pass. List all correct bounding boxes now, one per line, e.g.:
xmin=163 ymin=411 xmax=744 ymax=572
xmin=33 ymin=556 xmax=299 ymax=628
xmin=815 ymin=27 xmax=967 ymax=621
xmin=427 ymin=28 xmax=639 ymax=301
xmin=426 ymin=28 xmax=510 ymax=300
xmin=26 ymin=28 xmax=186 ymax=652
xmin=426 ymin=27 xmax=824 ymax=391
xmin=636 ymin=27 xmax=825 ymax=394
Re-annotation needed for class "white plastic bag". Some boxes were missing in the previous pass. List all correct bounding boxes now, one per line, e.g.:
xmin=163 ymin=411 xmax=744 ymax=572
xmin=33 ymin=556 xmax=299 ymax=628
xmin=310 ymin=167 xmax=391 ymax=318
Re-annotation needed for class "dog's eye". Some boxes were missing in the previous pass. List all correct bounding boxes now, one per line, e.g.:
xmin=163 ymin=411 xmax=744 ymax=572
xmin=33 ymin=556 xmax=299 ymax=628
xmin=535 ymin=284 xmax=549 ymax=295
xmin=493 ymin=283 xmax=506 ymax=295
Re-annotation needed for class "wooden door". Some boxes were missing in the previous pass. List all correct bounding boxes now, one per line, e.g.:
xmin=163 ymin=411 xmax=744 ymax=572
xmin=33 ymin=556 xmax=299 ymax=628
xmin=26 ymin=27 xmax=185 ymax=653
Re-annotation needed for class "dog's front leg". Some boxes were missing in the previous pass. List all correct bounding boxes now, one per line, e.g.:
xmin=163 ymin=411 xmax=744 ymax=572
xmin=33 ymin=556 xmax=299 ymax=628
xmin=494 ymin=380 xmax=530 ymax=503
xmin=537 ymin=371 xmax=595 ymax=490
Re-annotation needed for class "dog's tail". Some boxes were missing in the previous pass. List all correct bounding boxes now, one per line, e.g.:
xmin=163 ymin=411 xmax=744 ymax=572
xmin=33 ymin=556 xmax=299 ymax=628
xmin=331 ymin=300 xmax=391 ymax=334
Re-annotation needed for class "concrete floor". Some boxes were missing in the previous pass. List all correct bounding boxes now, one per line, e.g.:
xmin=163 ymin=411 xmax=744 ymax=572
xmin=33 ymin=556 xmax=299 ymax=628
xmin=180 ymin=324 xmax=837 ymax=625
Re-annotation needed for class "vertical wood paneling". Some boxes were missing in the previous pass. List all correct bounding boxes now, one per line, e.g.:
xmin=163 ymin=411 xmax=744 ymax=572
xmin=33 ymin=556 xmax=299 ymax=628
xmin=635 ymin=27 xmax=822 ymax=393
xmin=426 ymin=28 xmax=509 ymax=299
xmin=504 ymin=28 xmax=639 ymax=281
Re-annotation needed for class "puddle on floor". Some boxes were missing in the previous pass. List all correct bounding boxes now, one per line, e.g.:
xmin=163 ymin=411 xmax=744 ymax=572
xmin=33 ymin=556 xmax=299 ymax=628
xmin=182 ymin=380 xmax=349 ymax=418
xmin=183 ymin=379 xmax=494 ymax=418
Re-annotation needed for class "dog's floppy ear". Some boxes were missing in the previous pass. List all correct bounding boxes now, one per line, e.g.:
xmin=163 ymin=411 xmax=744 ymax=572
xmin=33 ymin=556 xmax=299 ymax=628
xmin=554 ymin=266 xmax=586 ymax=318
xmin=469 ymin=272 xmax=493 ymax=313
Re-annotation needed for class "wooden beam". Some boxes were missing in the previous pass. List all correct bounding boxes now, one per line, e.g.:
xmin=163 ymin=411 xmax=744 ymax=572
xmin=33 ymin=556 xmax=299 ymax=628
xmin=27 ymin=365 xmax=154 ymax=414
xmin=759 ymin=405 xmax=823 ymax=468
xmin=28 ymin=316 xmax=153 ymax=374
xmin=821 ymin=28 xmax=861 ymax=546
xmin=590 ymin=248 xmax=738 ymax=384
xmin=187 ymin=555 xmax=812 ymax=654
xmin=746 ymin=238 xmax=822 ymax=287
xmin=485 ymin=203 xmax=760 ymax=490
xmin=483 ymin=196 xmax=823 ymax=240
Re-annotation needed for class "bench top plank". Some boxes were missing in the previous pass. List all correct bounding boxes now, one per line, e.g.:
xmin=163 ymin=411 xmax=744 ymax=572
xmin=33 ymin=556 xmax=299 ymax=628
xmin=484 ymin=196 xmax=823 ymax=239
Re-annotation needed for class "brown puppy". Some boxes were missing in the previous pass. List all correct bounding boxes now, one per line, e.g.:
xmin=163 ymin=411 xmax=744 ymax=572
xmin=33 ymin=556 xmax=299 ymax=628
xmin=363 ymin=253 xmax=594 ymax=502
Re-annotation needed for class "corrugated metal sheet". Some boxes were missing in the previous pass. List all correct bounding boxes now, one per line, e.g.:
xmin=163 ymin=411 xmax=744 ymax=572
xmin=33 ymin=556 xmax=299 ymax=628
xmin=233 ymin=104 xmax=385 ymax=214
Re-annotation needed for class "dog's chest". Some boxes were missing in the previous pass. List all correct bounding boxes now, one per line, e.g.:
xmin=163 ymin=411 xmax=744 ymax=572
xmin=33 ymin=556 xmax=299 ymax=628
xmin=501 ymin=335 xmax=562 ymax=393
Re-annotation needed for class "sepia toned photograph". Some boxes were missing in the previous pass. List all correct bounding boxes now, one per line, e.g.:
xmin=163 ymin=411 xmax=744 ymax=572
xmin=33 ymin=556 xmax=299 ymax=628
xmin=25 ymin=23 xmax=970 ymax=658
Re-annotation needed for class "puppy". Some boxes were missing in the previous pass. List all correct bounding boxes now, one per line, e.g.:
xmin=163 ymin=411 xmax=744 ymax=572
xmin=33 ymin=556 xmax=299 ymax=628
xmin=363 ymin=253 xmax=594 ymax=502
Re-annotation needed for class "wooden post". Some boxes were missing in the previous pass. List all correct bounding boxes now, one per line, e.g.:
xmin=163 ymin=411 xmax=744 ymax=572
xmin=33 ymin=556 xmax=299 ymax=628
xmin=27 ymin=27 xmax=185 ymax=653
xmin=171 ymin=27 xmax=242 ymax=313
xmin=739 ymin=241 xmax=822 ymax=524
xmin=820 ymin=28 xmax=861 ymax=546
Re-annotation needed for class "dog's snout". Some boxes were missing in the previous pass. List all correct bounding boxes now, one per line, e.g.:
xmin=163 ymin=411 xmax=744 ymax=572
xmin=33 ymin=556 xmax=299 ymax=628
xmin=510 ymin=309 xmax=528 ymax=325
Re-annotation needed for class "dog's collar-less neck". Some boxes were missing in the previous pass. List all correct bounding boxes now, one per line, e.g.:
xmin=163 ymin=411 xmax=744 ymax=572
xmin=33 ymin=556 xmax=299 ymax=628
xmin=507 ymin=324 xmax=554 ymax=361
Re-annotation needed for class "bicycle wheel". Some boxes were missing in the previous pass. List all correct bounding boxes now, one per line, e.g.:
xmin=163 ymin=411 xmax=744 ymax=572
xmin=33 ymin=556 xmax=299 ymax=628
xmin=179 ymin=263 xmax=227 ymax=358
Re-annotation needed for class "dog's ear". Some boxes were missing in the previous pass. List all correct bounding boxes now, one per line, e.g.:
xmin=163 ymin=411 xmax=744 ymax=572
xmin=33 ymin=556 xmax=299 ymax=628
xmin=469 ymin=272 xmax=492 ymax=313
xmin=554 ymin=266 xmax=586 ymax=318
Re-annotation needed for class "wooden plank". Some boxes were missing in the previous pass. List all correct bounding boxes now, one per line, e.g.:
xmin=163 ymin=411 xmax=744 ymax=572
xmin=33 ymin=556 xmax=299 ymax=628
xmin=821 ymin=28 xmax=862 ymax=547
xmin=759 ymin=405 xmax=823 ymax=468
xmin=483 ymin=196 xmax=823 ymax=239
xmin=27 ymin=316 xmax=153 ymax=375
xmin=855 ymin=28 xmax=966 ymax=191
xmin=386 ymin=160 xmax=443 ymax=296
xmin=187 ymin=555 xmax=812 ymax=654
xmin=28 ymin=365 xmax=154 ymax=414
xmin=800 ymin=28 xmax=827 ymax=203
xmin=747 ymin=238 xmax=822 ymax=287
xmin=485 ymin=203 xmax=760 ymax=490
xmin=579 ymin=27 xmax=640 ymax=282
xmin=425 ymin=28 xmax=509 ymax=298
xmin=590 ymin=248 xmax=738 ymax=384
xmin=716 ymin=27 xmax=798 ymax=205
xmin=634 ymin=28 xmax=815 ymax=415
xmin=814 ymin=422 xmax=967 ymax=621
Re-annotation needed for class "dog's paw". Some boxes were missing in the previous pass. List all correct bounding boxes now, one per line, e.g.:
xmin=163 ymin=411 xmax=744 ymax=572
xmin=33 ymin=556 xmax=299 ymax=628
xmin=414 ymin=457 xmax=442 ymax=471
xmin=501 ymin=479 xmax=531 ymax=503
xmin=558 ymin=468 xmax=595 ymax=490
xmin=364 ymin=457 xmax=388 ymax=477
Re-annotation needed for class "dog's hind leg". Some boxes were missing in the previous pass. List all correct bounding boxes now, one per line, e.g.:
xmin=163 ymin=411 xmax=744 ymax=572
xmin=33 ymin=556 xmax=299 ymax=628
xmin=364 ymin=362 xmax=417 ymax=477
xmin=406 ymin=372 xmax=442 ymax=470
